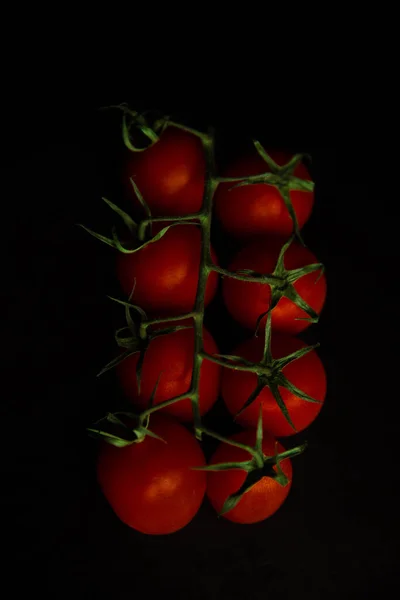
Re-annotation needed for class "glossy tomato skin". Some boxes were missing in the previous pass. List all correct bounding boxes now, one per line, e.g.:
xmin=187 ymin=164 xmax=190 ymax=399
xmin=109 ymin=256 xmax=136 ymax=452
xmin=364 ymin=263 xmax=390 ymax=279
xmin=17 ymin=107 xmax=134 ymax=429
xmin=117 ymin=225 xmax=219 ymax=318
xmin=207 ymin=430 xmax=292 ymax=524
xmin=97 ymin=414 xmax=206 ymax=535
xmin=117 ymin=327 xmax=221 ymax=422
xmin=222 ymin=239 xmax=326 ymax=334
xmin=214 ymin=150 xmax=314 ymax=240
xmin=124 ymin=126 xmax=205 ymax=216
xmin=221 ymin=335 xmax=326 ymax=437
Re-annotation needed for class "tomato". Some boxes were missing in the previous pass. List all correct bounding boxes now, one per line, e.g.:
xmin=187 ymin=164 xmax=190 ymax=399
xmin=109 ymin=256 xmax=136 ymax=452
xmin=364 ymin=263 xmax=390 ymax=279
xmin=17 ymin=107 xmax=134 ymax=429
xmin=97 ymin=414 xmax=206 ymax=534
xmin=214 ymin=150 xmax=313 ymax=240
xmin=221 ymin=334 xmax=326 ymax=437
xmin=206 ymin=429 xmax=292 ymax=524
xmin=124 ymin=126 xmax=205 ymax=216
xmin=222 ymin=239 xmax=326 ymax=334
xmin=117 ymin=224 xmax=219 ymax=318
xmin=118 ymin=326 xmax=221 ymax=422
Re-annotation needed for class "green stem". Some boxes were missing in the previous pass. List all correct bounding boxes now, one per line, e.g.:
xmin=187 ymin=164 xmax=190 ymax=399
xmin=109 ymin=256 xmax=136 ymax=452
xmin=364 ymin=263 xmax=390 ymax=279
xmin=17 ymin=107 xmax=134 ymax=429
xmin=89 ymin=110 xmax=322 ymax=464
xmin=163 ymin=120 xmax=209 ymax=141
xmin=141 ymin=391 xmax=194 ymax=418
xmin=210 ymin=265 xmax=282 ymax=285
xmin=260 ymin=311 xmax=273 ymax=366
xmin=267 ymin=443 xmax=307 ymax=462
xmin=200 ymin=351 xmax=272 ymax=376
xmin=216 ymin=173 xmax=277 ymax=184
xmin=137 ymin=220 xmax=148 ymax=243
xmin=137 ymin=133 xmax=218 ymax=439
xmin=110 ymin=112 xmax=321 ymax=451
xmin=190 ymin=133 xmax=218 ymax=438
xmin=134 ymin=127 xmax=275 ymax=439
xmin=200 ymin=427 xmax=259 ymax=459
xmin=139 ymin=312 xmax=196 ymax=338
xmin=141 ymin=213 xmax=202 ymax=226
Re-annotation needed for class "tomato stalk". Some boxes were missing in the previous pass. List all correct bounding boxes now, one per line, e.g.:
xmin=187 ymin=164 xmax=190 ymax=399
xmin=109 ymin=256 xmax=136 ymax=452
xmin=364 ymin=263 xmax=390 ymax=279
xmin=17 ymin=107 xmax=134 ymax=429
xmin=189 ymin=133 xmax=218 ymax=438
xmin=138 ymin=312 xmax=196 ymax=339
xmin=135 ymin=132 xmax=218 ymax=439
xmin=196 ymin=426 xmax=262 ymax=462
xmin=210 ymin=265 xmax=283 ymax=285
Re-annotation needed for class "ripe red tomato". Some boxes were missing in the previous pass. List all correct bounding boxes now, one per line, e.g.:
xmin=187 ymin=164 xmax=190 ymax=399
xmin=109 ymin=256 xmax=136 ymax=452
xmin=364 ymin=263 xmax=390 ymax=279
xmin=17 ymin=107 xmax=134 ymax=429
xmin=124 ymin=126 xmax=205 ymax=216
xmin=117 ymin=225 xmax=219 ymax=318
xmin=214 ymin=150 xmax=314 ymax=240
xmin=97 ymin=414 xmax=206 ymax=534
xmin=221 ymin=334 xmax=326 ymax=437
xmin=207 ymin=429 xmax=292 ymax=524
xmin=222 ymin=239 xmax=326 ymax=334
xmin=118 ymin=326 xmax=221 ymax=422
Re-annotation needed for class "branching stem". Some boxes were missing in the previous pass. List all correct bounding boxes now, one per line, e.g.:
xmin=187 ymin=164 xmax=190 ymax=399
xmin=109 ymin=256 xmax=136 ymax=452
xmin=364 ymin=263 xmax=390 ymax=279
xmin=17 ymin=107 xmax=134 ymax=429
xmin=88 ymin=109 xmax=323 ymax=453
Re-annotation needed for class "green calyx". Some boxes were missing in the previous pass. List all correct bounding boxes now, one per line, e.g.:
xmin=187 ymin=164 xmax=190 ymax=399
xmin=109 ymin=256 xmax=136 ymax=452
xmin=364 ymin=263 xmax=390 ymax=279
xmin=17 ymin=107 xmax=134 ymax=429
xmin=78 ymin=191 xmax=200 ymax=255
xmin=99 ymin=295 xmax=192 ymax=395
xmin=87 ymin=411 xmax=166 ymax=446
xmin=218 ymin=140 xmax=314 ymax=245
xmin=100 ymin=104 xmax=167 ymax=151
xmin=88 ymin=358 xmax=168 ymax=446
xmin=242 ymin=233 xmax=324 ymax=328
xmin=203 ymin=311 xmax=322 ymax=433
xmin=242 ymin=310 xmax=322 ymax=432
xmin=195 ymin=409 xmax=307 ymax=515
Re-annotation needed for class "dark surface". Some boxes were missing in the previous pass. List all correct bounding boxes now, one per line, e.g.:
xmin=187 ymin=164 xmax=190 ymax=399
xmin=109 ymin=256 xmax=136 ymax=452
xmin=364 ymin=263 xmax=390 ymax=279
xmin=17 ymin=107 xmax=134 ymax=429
xmin=3 ymin=101 xmax=398 ymax=598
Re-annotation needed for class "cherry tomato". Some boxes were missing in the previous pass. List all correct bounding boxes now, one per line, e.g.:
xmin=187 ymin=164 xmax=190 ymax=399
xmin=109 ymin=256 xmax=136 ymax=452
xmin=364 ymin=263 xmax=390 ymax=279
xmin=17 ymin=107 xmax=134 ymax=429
xmin=221 ymin=334 xmax=326 ymax=436
xmin=118 ymin=326 xmax=221 ymax=422
xmin=222 ymin=239 xmax=326 ymax=334
xmin=97 ymin=414 xmax=206 ymax=534
xmin=214 ymin=150 xmax=314 ymax=240
xmin=117 ymin=225 xmax=219 ymax=318
xmin=207 ymin=429 xmax=292 ymax=524
xmin=124 ymin=126 xmax=205 ymax=216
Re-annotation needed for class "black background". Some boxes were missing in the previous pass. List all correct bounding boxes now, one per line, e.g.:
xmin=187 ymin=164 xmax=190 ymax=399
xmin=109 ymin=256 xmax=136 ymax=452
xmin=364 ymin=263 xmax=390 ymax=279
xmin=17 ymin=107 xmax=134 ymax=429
xmin=3 ymin=96 xmax=398 ymax=599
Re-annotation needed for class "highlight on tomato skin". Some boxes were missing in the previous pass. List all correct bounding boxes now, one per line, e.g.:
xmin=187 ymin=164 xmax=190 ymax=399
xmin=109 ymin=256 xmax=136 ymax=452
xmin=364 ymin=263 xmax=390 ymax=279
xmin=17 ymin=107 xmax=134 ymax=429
xmin=96 ymin=414 xmax=207 ymax=535
xmin=221 ymin=334 xmax=327 ymax=437
xmin=206 ymin=430 xmax=293 ymax=524
xmin=123 ymin=126 xmax=206 ymax=217
xmin=116 ymin=224 xmax=219 ymax=319
xmin=222 ymin=238 xmax=326 ymax=335
xmin=214 ymin=150 xmax=314 ymax=241
xmin=117 ymin=326 xmax=221 ymax=422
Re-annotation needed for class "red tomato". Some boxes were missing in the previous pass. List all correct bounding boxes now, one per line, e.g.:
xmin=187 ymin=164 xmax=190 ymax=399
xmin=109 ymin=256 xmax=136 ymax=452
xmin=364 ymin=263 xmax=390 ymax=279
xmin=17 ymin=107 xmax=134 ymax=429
xmin=118 ymin=326 xmax=221 ymax=422
xmin=214 ymin=150 xmax=314 ymax=240
xmin=117 ymin=225 xmax=219 ymax=318
xmin=207 ymin=429 xmax=292 ymax=524
xmin=221 ymin=335 xmax=326 ymax=436
xmin=222 ymin=239 xmax=326 ymax=334
xmin=97 ymin=414 xmax=206 ymax=534
xmin=124 ymin=126 xmax=205 ymax=216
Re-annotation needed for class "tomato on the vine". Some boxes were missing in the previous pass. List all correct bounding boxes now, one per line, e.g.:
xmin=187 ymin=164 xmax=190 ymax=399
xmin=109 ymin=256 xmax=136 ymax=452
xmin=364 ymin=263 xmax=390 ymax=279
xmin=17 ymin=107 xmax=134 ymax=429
xmin=117 ymin=224 xmax=219 ymax=318
xmin=97 ymin=414 xmax=206 ymax=534
xmin=221 ymin=334 xmax=326 ymax=437
xmin=214 ymin=150 xmax=314 ymax=240
xmin=222 ymin=239 xmax=326 ymax=334
xmin=124 ymin=126 xmax=205 ymax=216
xmin=118 ymin=326 xmax=221 ymax=422
xmin=207 ymin=430 xmax=292 ymax=524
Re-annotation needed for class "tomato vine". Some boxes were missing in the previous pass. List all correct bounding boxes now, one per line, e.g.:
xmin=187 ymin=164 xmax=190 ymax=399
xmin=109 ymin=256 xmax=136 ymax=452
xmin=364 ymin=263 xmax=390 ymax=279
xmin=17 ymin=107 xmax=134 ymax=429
xmin=84 ymin=106 xmax=324 ymax=509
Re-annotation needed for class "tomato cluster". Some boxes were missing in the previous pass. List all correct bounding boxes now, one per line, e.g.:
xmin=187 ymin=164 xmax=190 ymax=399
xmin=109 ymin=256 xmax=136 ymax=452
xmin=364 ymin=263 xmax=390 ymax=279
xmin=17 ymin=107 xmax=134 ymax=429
xmin=88 ymin=116 xmax=327 ymax=535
